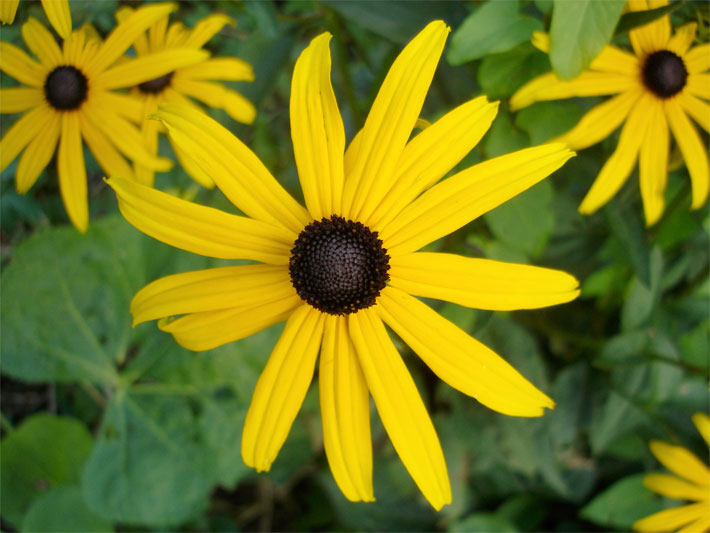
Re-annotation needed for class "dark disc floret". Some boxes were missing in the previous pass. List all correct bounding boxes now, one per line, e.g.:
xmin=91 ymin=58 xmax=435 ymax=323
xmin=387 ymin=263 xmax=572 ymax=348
xmin=642 ymin=50 xmax=687 ymax=98
xmin=289 ymin=215 xmax=390 ymax=315
xmin=138 ymin=72 xmax=173 ymax=94
xmin=44 ymin=66 xmax=88 ymax=110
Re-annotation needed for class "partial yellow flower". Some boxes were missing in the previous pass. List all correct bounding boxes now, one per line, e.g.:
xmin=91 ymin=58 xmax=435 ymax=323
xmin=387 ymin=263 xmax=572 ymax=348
xmin=108 ymin=21 xmax=579 ymax=509
xmin=114 ymin=7 xmax=255 ymax=188
xmin=0 ymin=0 xmax=19 ymax=25
xmin=633 ymin=413 xmax=710 ymax=532
xmin=511 ymin=0 xmax=709 ymax=226
xmin=0 ymin=0 xmax=70 ymax=37
xmin=0 ymin=2 xmax=213 ymax=231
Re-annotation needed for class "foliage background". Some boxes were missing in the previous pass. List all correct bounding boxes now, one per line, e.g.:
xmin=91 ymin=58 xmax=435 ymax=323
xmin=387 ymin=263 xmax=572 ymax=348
xmin=1 ymin=0 xmax=708 ymax=531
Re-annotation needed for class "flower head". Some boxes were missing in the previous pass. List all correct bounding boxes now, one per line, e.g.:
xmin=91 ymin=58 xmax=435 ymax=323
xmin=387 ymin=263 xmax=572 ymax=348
xmin=0 ymin=2 xmax=212 ymax=231
xmin=108 ymin=21 xmax=579 ymax=509
xmin=114 ymin=7 xmax=255 ymax=187
xmin=511 ymin=0 xmax=709 ymax=226
xmin=633 ymin=413 xmax=710 ymax=532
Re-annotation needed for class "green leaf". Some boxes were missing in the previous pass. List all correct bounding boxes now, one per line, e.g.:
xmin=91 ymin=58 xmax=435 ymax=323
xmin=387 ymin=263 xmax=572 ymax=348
xmin=580 ymin=473 xmax=665 ymax=529
xmin=0 ymin=414 xmax=94 ymax=528
xmin=449 ymin=512 xmax=519 ymax=532
xmin=621 ymin=246 xmax=664 ymax=330
xmin=447 ymin=1 xmax=542 ymax=65
xmin=550 ymin=0 xmax=626 ymax=79
xmin=515 ymin=100 xmax=587 ymax=144
xmin=22 ymin=486 xmax=112 ymax=533
xmin=482 ymin=108 xmax=529 ymax=158
xmin=614 ymin=2 xmax=684 ymax=36
xmin=477 ymin=43 xmax=549 ymax=100
xmin=605 ymin=200 xmax=651 ymax=286
xmin=0 ymin=215 xmax=148 ymax=385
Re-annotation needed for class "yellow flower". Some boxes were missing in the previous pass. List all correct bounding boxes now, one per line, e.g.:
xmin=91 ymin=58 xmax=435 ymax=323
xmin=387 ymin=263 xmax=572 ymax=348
xmin=633 ymin=413 xmax=710 ymax=532
xmin=108 ymin=21 xmax=579 ymax=509
xmin=1 ymin=0 xmax=70 ymax=36
xmin=0 ymin=2 xmax=212 ymax=232
xmin=115 ymin=6 xmax=255 ymax=188
xmin=511 ymin=0 xmax=709 ymax=226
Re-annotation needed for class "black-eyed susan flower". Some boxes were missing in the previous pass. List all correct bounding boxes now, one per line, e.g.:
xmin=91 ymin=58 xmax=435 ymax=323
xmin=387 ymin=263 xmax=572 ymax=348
xmin=0 ymin=2 xmax=212 ymax=232
xmin=633 ymin=413 xmax=710 ymax=532
xmin=511 ymin=0 xmax=709 ymax=226
xmin=115 ymin=7 xmax=255 ymax=187
xmin=108 ymin=21 xmax=579 ymax=509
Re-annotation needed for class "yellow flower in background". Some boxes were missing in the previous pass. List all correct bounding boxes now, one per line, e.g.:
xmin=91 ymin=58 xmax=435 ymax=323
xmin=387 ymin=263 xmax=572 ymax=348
xmin=1 ymin=0 xmax=70 ymax=36
xmin=0 ymin=0 xmax=20 ymax=25
xmin=0 ymin=2 xmax=214 ymax=232
xmin=511 ymin=0 xmax=709 ymax=227
xmin=633 ymin=413 xmax=710 ymax=532
xmin=108 ymin=21 xmax=579 ymax=509
xmin=115 ymin=7 xmax=255 ymax=187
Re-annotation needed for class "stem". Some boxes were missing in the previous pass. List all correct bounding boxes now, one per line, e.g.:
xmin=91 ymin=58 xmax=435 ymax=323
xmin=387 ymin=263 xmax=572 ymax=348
xmin=81 ymin=381 xmax=107 ymax=408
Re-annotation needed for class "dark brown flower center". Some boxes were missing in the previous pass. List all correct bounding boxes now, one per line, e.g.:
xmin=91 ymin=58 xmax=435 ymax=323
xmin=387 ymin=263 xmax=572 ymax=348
xmin=289 ymin=215 xmax=390 ymax=315
xmin=642 ymin=50 xmax=687 ymax=98
xmin=137 ymin=72 xmax=173 ymax=94
xmin=44 ymin=66 xmax=88 ymax=110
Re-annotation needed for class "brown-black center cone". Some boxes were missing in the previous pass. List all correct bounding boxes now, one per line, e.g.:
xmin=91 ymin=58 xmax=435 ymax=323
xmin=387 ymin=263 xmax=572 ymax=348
xmin=289 ymin=215 xmax=390 ymax=315
xmin=642 ymin=50 xmax=687 ymax=98
xmin=137 ymin=72 xmax=173 ymax=94
xmin=44 ymin=66 xmax=88 ymax=110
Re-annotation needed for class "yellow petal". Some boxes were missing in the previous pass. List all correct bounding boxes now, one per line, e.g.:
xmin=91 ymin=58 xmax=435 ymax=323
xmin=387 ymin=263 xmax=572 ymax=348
xmin=679 ymin=93 xmax=710 ymax=133
xmin=639 ymin=99 xmax=669 ymax=226
xmin=684 ymin=44 xmax=710 ymax=74
xmin=382 ymin=143 xmax=573 ymax=255
xmin=348 ymin=308 xmax=451 ymax=510
xmin=367 ymin=96 xmax=499 ymax=230
xmin=667 ymin=23 xmax=697 ymax=56
xmin=178 ymin=57 xmax=254 ymax=81
xmin=678 ymin=514 xmax=710 ymax=533
xmin=160 ymin=292 xmax=302 ymax=351
xmin=530 ymin=33 xmax=639 ymax=75
xmin=40 ymin=0 xmax=71 ymax=39
xmin=579 ymin=94 xmax=653 ymax=215
xmin=183 ymin=14 xmax=233 ymax=48
xmin=389 ymin=252 xmax=580 ymax=310
xmin=16 ymin=109 xmax=60 ymax=193
xmin=628 ymin=0 xmax=670 ymax=57
xmin=57 ymin=112 xmax=88 ymax=232
xmin=643 ymin=473 xmax=709 ymax=501
xmin=555 ymin=88 xmax=644 ymax=149
xmin=134 ymin=116 xmax=160 ymax=187
xmin=106 ymin=176 xmax=294 ymax=264
xmin=22 ymin=17 xmax=62 ymax=68
xmin=650 ymin=440 xmax=710 ymax=487
xmin=241 ymin=305 xmax=324 ymax=471
xmin=686 ymin=74 xmax=710 ymax=100
xmin=155 ymin=103 xmax=310 ymax=234
xmin=61 ymin=29 xmax=84 ymax=65
xmin=169 ymin=137 xmax=215 ymax=189
xmin=165 ymin=20 xmax=187 ymax=48
xmin=131 ymin=264 xmax=292 ymax=325
xmin=0 ymin=41 xmax=47 ymax=87
xmin=0 ymin=0 xmax=19 ymax=24
xmin=342 ymin=20 xmax=449 ymax=221
xmin=94 ymin=48 xmax=209 ymax=90
xmin=377 ymin=286 xmax=555 ymax=416
xmin=90 ymin=90 xmax=144 ymax=123
xmin=665 ymin=97 xmax=709 ymax=209
xmin=692 ymin=412 xmax=710 ymax=446
xmin=148 ymin=13 xmax=169 ymax=51
xmin=633 ymin=502 xmax=709 ymax=532
xmin=319 ymin=315 xmax=374 ymax=502
xmin=290 ymin=32 xmax=345 ymax=219
xmin=0 ymin=103 xmax=52 ymax=173
xmin=0 ymin=87 xmax=44 ymax=114
xmin=171 ymin=78 xmax=256 ymax=124
xmin=79 ymin=111 xmax=134 ymax=181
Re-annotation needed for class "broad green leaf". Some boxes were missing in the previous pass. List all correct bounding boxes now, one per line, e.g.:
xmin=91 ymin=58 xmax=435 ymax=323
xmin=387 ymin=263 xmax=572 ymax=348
xmin=550 ymin=0 xmax=625 ymax=79
xmin=482 ymin=108 xmax=529 ymax=158
xmin=22 ymin=486 xmax=112 ymax=533
xmin=447 ymin=1 xmax=542 ymax=65
xmin=477 ymin=43 xmax=549 ymax=100
xmin=621 ymin=246 xmax=664 ymax=330
xmin=0 ymin=414 xmax=93 ymax=528
xmin=515 ymin=100 xmax=587 ymax=144
xmin=680 ymin=322 xmax=710 ymax=369
xmin=605 ymin=200 xmax=651 ymax=287
xmin=449 ymin=512 xmax=519 ymax=532
xmin=614 ymin=2 xmax=683 ymax=36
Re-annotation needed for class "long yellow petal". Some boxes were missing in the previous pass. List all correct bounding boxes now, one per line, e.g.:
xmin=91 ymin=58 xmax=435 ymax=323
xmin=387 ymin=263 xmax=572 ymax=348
xmin=643 ymin=473 xmax=709 ymax=501
xmin=579 ymin=94 xmax=653 ymax=215
xmin=530 ymin=33 xmax=639 ymax=75
xmin=634 ymin=502 xmax=709 ymax=532
xmin=367 ymin=97 xmax=498 ymax=230
xmin=667 ymin=23 xmax=697 ymax=56
xmin=389 ymin=252 xmax=579 ymax=310
xmin=348 ymin=308 xmax=451 ymax=510
xmin=290 ymin=33 xmax=345 ymax=219
xmin=684 ymin=44 xmax=710 ymax=74
xmin=79 ymin=111 xmax=134 ymax=181
xmin=155 ymin=103 xmax=310 ymax=234
xmin=183 ymin=14 xmax=233 ymax=48
xmin=679 ymin=93 xmax=710 ymax=133
xmin=0 ymin=41 xmax=46 ymax=87
xmin=16 ymin=109 xmax=60 ymax=193
xmin=628 ymin=0 xmax=670 ymax=56
xmin=692 ymin=412 xmax=710 ymax=446
xmin=665 ymin=97 xmax=709 ymax=209
xmin=61 ymin=28 xmax=84 ymax=66
xmin=89 ymin=90 xmax=144 ymax=123
xmin=377 ymin=286 xmax=555 ymax=416
xmin=241 ymin=305 xmax=324 ymax=471
xmin=57 ymin=112 xmax=88 ymax=232
xmin=106 ymin=176 xmax=293 ymax=264
xmin=0 ymin=0 xmax=19 ymax=24
xmin=678 ymin=514 xmax=710 ymax=533
xmin=686 ymin=74 xmax=710 ymax=100
xmin=178 ymin=57 xmax=254 ymax=81
xmin=169 ymin=137 xmax=215 ymax=189
xmin=650 ymin=440 xmax=710 ymax=487
xmin=0 ymin=87 xmax=44 ymax=114
xmin=159 ymin=293 xmax=302 ymax=352
xmin=148 ymin=13 xmax=169 ymax=52
xmin=0 ymin=103 xmax=52 ymax=173
xmin=320 ymin=315 xmax=374 ymax=502
xmin=40 ymin=0 xmax=71 ymax=38
xmin=382 ymin=143 xmax=573 ymax=255
xmin=21 ymin=17 xmax=62 ymax=68
xmin=639 ymin=99 xmax=669 ymax=226
xmin=342 ymin=21 xmax=449 ymax=221
xmin=94 ymin=48 xmax=209 ymax=90
xmin=131 ymin=264 xmax=292 ymax=325
xmin=171 ymin=78 xmax=256 ymax=124
xmin=165 ymin=20 xmax=187 ymax=48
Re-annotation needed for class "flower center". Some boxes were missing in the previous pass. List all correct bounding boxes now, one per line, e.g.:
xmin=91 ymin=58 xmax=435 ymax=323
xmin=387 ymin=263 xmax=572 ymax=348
xmin=137 ymin=72 xmax=173 ymax=94
xmin=44 ymin=66 xmax=88 ymax=110
xmin=642 ymin=50 xmax=687 ymax=98
xmin=289 ymin=215 xmax=390 ymax=315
